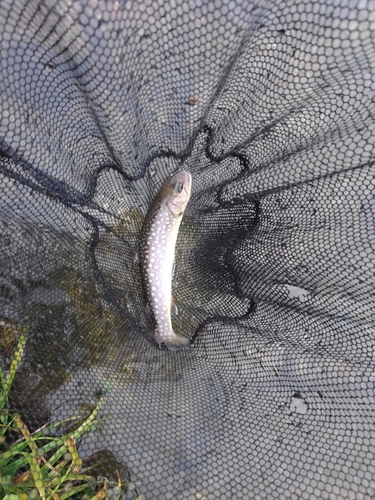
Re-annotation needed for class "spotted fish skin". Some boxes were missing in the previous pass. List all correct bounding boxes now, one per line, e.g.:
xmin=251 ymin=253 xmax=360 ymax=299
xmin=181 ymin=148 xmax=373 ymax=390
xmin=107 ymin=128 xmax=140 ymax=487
xmin=140 ymin=171 xmax=192 ymax=349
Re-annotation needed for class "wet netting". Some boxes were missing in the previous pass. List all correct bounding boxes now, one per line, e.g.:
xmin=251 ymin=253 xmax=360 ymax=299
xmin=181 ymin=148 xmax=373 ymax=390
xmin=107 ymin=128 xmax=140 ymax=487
xmin=1 ymin=0 xmax=375 ymax=498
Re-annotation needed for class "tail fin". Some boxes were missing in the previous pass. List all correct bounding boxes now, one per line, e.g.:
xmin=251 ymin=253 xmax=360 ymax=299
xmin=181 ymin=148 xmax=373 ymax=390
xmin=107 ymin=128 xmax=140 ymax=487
xmin=155 ymin=331 xmax=190 ymax=351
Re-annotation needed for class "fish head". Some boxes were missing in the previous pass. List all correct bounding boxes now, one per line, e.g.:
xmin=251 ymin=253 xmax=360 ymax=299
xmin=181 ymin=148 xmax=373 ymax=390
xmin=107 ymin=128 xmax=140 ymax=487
xmin=162 ymin=171 xmax=192 ymax=217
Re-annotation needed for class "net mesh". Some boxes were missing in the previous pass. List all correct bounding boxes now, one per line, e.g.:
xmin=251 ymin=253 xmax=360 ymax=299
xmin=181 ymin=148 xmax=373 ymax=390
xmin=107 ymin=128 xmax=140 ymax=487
xmin=1 ymin=0 xmax=375 ymax=498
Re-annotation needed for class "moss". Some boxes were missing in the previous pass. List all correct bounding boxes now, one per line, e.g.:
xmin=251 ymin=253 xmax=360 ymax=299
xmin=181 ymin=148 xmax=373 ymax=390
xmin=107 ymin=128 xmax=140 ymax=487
xmin=58 ymin=267 xmax=121 ymax=364
xmin=111 ymin=207 xmax=144 ymax=240
xmin=0 ymin=320 xmax=24 ymax=360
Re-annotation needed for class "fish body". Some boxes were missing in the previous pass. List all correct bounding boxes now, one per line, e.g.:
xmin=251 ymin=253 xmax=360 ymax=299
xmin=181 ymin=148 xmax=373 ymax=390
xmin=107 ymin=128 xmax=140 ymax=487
xmin=140 ymin=171 xmax=192 ymax=349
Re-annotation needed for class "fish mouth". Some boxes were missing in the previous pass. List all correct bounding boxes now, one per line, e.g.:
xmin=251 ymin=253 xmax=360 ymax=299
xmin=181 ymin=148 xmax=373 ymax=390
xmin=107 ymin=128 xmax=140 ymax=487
xmin=181 ymin=171 xmax=192 ymax=196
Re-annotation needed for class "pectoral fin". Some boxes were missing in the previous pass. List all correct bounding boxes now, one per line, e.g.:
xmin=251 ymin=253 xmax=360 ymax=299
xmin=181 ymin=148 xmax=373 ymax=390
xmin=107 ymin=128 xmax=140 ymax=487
xmin=170 ymin=296 xmax=178 ymax=317
xmin=145 ymin=302 xmax=152 ymax=318
xmin=133 ymin=242 xmax=140 ymax=267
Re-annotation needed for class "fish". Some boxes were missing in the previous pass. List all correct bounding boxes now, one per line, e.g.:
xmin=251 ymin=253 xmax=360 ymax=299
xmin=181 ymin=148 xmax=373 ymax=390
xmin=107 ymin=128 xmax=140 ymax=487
xmin=140 ymin=170 xmax=192 ymax=350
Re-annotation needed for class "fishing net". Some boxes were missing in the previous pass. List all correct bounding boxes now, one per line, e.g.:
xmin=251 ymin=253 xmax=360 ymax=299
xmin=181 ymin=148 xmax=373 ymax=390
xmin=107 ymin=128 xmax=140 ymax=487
xmin=1 ymin=0 xmax=375 ymax=498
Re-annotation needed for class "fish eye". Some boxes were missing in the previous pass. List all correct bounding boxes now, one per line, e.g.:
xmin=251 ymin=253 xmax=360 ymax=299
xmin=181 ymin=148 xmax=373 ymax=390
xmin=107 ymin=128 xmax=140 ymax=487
xmin=175 ymin=181 xmax=183 ymax=193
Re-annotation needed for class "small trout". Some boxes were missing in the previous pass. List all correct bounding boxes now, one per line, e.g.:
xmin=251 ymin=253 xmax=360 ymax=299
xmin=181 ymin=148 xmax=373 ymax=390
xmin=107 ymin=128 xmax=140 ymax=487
xmin=140 ymin=171 xmax=192 ymax=349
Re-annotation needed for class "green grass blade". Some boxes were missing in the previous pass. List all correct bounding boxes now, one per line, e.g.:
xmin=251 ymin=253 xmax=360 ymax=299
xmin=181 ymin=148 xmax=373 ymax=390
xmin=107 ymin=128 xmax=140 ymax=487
xmin=55 ymin=482 xmax=94 ymax=500
xmin=44 ymin=463 xmax=71 ymax=499
xmin=6 ymin=494 xmax=29 ymax=500
xmin=41 ymin=397 xmax=104 ymax=474
xmin=2 ymin=417 xmax=104 ymax=476
xmin=90 ymin=484 xmax=107 ymax=500
xmin=66 ymin=436 xmax=82 ymax=473
xmin=0 ymin=446 xmax=29 ymax=469
xmin=70 ymin=395 xmax=104 ymax=440
xmin=6 ymin=334 xmax=27 ymax=390
xmin=21 ymin=451 xmax=46 ymax=500
xmin=13 ymin=415 xmax=39 ymax=456
xmin=8 ymin=415 xmax=46 ymax=499
xmin=0 ymin=334 xmax=27 ymax=409
xmin=0 ymin=410 xmax=19 ymax=437
xmin=0 ymin=368 xmax=6 ymax=407
xmin=0 ymin=336 xmax=122 ymax=500
xmin=10 ymin=415 xmax=82 ymax=447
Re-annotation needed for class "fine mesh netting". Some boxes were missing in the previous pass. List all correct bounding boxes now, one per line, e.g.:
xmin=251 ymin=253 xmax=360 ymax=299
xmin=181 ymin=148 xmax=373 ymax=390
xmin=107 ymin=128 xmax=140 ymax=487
xmin=1 ymin=0 xmax=375 ymax=498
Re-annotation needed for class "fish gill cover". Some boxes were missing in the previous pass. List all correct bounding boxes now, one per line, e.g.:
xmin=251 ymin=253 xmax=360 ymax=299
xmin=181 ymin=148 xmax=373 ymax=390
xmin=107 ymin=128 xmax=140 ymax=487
xmin=1 ymin=0 xmax=375 ymax=498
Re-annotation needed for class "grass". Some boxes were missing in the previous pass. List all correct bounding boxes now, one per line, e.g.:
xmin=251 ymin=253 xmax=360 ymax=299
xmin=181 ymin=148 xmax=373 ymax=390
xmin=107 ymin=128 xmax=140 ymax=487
xmin=0 ymin=330 xmax=137 ymax=500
